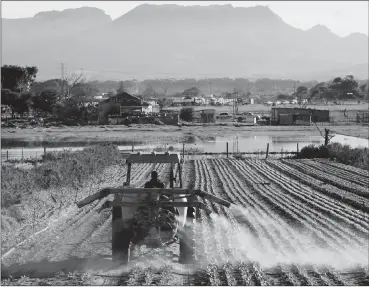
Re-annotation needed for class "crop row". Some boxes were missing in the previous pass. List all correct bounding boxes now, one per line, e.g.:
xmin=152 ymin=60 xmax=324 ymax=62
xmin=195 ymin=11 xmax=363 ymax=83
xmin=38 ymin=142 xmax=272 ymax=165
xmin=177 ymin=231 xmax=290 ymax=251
xmin=314 ymin=158 xmax=369 ymax=177
xmin=265 ymin=159 xmax=369 ymax=213
xmin=281 ymin=159 xmax=368 ymax=199
xmin=219 ymin=158 xmax=368 ymax=283
xmin=208 ymin=159 xmax=311 ymax=286
xmin=301 ymin=159 xmax=369 ymax=187
xmin=243 ymin=159 xmax=368 ymax=235
xmin=217 ymin=159 xmax=354 ymax=285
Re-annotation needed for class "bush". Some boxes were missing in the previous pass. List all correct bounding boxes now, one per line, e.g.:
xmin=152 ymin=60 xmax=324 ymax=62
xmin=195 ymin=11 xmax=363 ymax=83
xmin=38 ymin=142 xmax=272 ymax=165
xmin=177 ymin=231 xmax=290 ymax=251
xmin=299 ymin=143 xmax=368 ymax=170
xmin=1 ymin=143 xmax=122 ymax=209
xmin=179 ymin=107 xmax=194 ymax=122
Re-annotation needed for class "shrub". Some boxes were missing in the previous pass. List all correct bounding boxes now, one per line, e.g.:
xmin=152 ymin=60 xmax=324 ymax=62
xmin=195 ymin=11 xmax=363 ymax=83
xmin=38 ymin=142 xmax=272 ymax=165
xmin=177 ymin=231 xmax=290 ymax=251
xmin=179 ymin=107 xmax=194 ymax=122
xmin=298 ymin=142 xmax=368 ymax=170
xmin=1 ymin=143 xmax=122 ymax=209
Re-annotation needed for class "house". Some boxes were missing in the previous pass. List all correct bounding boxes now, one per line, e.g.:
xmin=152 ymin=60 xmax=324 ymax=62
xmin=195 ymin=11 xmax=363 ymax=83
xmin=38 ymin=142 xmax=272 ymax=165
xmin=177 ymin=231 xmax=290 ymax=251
xmin=271 ymin=107 xmax=330 ymax=125
xmin=172 ymin=99 xmax=195 ymax=106
xmin=1 ymin=105 xmax=12 ymax=118
xmin=99 ymin=91 xmax=150 ymax=124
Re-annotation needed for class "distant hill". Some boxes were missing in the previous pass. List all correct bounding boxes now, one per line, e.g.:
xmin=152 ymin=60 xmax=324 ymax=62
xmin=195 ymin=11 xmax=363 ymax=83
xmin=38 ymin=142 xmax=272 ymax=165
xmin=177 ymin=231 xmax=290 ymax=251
xmin=2 ymin=4 xmax=368 ymax=81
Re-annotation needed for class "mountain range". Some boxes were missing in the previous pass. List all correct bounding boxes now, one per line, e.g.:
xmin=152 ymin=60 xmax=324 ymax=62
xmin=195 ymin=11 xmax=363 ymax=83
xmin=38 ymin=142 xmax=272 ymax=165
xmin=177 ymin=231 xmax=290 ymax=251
xmin=2 ymin=4 xmax=368 ymax=81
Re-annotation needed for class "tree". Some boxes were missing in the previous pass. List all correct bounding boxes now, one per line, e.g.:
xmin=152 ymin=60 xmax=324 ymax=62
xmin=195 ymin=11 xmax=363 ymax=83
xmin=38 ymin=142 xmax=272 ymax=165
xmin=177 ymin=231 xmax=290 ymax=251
xmin=1 ymin=89 xmax=19 ymax=118
xmin=14 ymin=92 xmax=32 ymax=117
xmin=1 ymin=65 xmax=38 ymax=92
xmin=31 ymin=89 xmax=59 ymax=116
xmin=179 ymin=107 xmax=194 ymax=122
xmin=276 ymin=94 xmax=292 ymax=100
xmin=328 ymin=75 xmax=359 ymax=100
xmin=31 ymin=79 xmax=63 ymax=96
xmin=296 ymin=86 xmax=308 ymax=108
xmin=359 ymin=83 xmax=367 ymax=93
xmin=183 ymin=87 xmax=202 ymax=97
xmin=296 ymin=86 xmax=308 ymax=94
xmin=313 ymin=122 xmax=335 ymax=146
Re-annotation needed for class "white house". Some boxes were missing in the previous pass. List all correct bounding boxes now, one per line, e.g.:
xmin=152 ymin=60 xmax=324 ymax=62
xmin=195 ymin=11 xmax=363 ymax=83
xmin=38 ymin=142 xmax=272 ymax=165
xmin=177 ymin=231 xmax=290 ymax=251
xmin=142 ymin=105 xmax=153 ymax=114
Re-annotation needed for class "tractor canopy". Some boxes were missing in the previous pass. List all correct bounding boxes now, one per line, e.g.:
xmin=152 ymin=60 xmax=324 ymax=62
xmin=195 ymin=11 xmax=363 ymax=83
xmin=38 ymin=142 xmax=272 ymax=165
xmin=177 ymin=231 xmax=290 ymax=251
xmin=126 ymin=152 xmax=181 ymax=164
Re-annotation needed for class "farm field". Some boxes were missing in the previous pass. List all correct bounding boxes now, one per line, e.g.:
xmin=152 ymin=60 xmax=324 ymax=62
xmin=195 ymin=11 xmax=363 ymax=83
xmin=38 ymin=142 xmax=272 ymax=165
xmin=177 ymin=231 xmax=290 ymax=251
xmin=2 ymin=158 xmax=368 ymax=286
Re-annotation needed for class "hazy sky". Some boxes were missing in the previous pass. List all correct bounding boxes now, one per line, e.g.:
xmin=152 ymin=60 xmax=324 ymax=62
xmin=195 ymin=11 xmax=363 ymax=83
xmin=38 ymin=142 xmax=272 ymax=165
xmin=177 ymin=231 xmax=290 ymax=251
xmin=2 ymin=1 xmax=368 ymax=37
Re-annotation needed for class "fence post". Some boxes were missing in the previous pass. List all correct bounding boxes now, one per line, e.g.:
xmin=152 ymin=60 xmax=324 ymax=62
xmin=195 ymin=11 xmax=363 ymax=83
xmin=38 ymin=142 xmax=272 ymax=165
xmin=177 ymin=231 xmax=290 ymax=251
xmin=7 ymin=150 xmax=9 ymax=161
xmin=132 ymin=143 xmax=134 ymax=152
xmin=297 ymin=143 xmax=299 ymax=158
xmin=266 ymin=143 xmax=269 ymax=159
xmin=22 ymin=149 xmax=24 ymax=161
xmin=44 ymin=146 xmax=46 ymax=154
xmin=182 ymin=143 xmax=185 ymax=159
xmin=226 ymin=142 xmax=229 ymax=158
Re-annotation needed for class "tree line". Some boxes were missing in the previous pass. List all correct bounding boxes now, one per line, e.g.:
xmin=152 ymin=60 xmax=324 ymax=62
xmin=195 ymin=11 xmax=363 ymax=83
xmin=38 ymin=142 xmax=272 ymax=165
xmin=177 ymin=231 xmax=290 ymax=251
xmin=1 ymin=65 xmax=100 ymax=122
xmin=2 ymin=65 xmax=367 ymax=122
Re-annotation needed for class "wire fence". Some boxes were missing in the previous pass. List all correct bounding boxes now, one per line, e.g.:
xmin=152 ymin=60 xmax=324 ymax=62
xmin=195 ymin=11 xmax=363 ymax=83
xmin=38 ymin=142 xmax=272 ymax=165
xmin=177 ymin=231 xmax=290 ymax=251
xmin=2 ymin=141 xmax=300 ymax=162
xmin=1 ymin=150 xmax=45 ymax=161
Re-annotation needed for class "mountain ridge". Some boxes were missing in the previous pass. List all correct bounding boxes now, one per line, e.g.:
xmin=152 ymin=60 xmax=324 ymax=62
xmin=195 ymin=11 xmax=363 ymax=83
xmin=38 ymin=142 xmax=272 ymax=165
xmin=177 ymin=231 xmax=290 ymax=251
xmin=2 ymin=4 xmax=368 ymax=81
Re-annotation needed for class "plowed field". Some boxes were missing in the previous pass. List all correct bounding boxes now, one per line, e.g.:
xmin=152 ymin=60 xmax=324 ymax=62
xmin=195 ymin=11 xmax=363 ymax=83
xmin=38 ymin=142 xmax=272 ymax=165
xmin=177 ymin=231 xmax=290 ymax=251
xmin=2 ymin=158 xmax=368 ymax=285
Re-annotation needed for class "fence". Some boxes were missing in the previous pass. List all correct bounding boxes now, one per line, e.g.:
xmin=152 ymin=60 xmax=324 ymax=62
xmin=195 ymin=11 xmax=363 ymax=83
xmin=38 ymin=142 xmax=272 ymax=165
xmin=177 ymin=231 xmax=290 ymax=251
xmin=1 ymin=147 xmax=49 ymax=162
xmin=329 ymin=109 xmax=369 ymax=124
xmin=2 ymin=141 xmax=300 ymax=162
xmin=120 ymin=142 xmax=300 ymax=161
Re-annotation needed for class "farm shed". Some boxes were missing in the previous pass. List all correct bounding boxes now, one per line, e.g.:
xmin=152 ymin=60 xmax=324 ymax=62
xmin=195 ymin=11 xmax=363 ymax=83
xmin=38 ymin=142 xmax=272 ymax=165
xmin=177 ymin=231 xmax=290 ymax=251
xmin=193 ymin=109 xmax=216 ymax=123
xmin=271 ymin=107 xmax=329 ymax=125
xmin=279 ymin=114 xmax=293 ymax=125
xmin=294 ymin=114 xmax=311 ymax=126
xmin=356 ymin=111 xmax=369 ymax=123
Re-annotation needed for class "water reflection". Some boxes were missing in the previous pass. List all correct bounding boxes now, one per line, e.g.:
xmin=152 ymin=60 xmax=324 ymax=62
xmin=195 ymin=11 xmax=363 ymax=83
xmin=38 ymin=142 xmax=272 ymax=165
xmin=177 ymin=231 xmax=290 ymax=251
xmin=1 ymin=133 xmax=367 ymax=160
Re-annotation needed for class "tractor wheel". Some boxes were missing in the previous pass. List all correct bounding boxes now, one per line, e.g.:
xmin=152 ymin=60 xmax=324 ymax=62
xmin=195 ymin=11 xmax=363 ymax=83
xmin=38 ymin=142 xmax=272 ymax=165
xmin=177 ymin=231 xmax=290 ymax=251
xmin=179 ymin=207 xmax=196 ymax=264
xmin=112 ymin=206 xmax=133 ymax=264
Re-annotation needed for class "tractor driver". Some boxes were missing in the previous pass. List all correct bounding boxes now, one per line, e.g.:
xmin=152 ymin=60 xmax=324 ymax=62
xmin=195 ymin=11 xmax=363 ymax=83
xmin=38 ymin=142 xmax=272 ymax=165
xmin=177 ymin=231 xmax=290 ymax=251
xmin=144 ymin=171 xmax=165 ymax=188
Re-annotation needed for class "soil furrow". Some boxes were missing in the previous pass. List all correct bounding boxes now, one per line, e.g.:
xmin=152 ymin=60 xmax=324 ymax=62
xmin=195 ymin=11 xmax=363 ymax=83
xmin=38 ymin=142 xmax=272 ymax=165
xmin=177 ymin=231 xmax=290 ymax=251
xmin=282 ymin=159 xmax=369 ymax=199
xmin=301 ymin=159 xmax=369 ymax=187
xmin=244 ymin=159 xmax=367 ymax=245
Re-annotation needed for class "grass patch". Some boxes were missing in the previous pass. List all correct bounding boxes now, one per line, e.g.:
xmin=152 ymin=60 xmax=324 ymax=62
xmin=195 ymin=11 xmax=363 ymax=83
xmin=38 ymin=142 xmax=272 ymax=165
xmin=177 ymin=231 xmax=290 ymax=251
xmin=1 ymin=143 xmax=122 ymax=253
xmin=298 ymin=142 xmax=369 ymax=170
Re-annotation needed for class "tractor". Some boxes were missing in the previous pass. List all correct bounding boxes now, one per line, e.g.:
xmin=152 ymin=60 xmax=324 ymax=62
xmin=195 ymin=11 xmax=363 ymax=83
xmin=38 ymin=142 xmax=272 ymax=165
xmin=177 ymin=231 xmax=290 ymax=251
xmin=76 ymin=152 xmax=231 ymax=264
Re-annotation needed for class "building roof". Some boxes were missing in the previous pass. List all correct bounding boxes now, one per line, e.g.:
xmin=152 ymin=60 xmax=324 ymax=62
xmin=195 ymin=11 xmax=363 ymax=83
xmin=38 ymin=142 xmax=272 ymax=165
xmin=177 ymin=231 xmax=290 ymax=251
xmin=102 ymin=91 xmax=143 ymax=106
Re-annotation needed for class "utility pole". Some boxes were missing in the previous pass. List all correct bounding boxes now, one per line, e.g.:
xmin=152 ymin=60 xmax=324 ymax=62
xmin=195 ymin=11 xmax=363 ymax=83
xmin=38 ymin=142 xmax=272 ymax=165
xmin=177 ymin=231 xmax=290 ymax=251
xmin=61 ymin=63 xmax=64 ymax=97
xmin=209 ymin=81 xmax=212 ymax=95
xmin=232 ymin=88 xmax=239 ymax=118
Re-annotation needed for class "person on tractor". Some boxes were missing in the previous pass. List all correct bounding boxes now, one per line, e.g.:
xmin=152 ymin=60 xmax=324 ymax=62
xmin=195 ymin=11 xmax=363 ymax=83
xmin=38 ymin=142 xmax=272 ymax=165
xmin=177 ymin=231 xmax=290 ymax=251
xmin=131 ymin=170 xmax=179 ymax=247
xmin=144 ymin=171 xmax=165 ymax=188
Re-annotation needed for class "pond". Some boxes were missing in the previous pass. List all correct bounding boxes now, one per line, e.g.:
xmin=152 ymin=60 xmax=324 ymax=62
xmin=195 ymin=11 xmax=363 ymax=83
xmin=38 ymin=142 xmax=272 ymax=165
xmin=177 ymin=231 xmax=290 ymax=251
xmin=1 ymin=133 xmax=367 ymax=161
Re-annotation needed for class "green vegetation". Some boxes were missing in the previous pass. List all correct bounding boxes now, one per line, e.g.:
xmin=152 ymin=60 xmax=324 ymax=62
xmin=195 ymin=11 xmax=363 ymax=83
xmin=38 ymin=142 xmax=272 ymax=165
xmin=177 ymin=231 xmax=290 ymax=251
xmin=299 ymin=142 xmax=368 ymax=170
xmin=1 ymin=144 xmax=122 ymax=252
xmin=2 ymin=65 xmax=100 ymax=123
xmin=179 ymin=107 xmax=195 ymax=122
xmin=2 ymin=143 xmax=121 ymax=209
